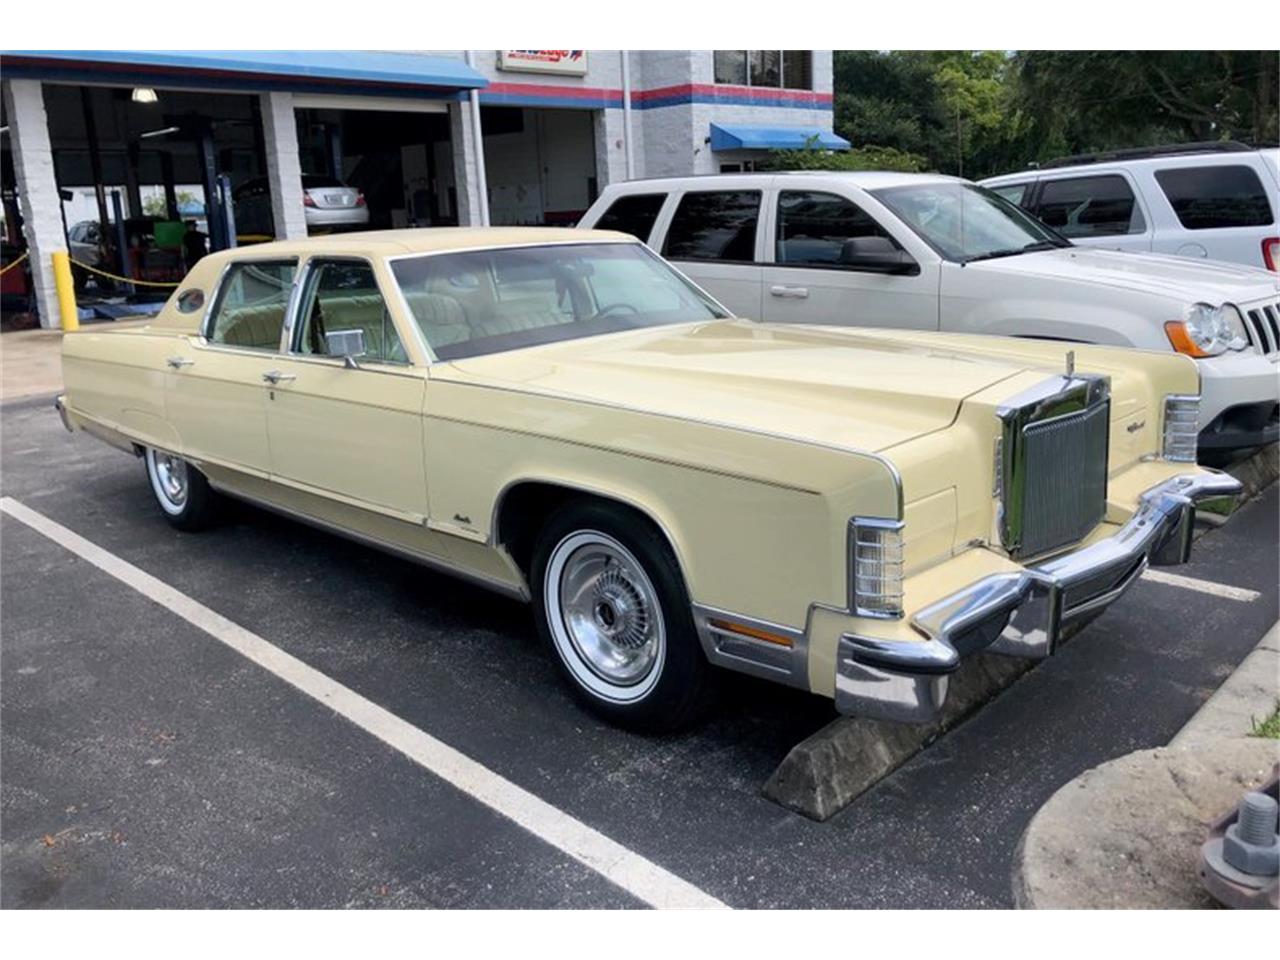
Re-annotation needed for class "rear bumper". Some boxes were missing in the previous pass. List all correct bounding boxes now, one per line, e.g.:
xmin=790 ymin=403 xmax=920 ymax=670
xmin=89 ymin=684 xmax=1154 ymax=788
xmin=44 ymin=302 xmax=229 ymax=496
xmin=54 ymin=394 xmax=73 ymax=432
xmin=835 ymin=470 xmax=1243 ymax=723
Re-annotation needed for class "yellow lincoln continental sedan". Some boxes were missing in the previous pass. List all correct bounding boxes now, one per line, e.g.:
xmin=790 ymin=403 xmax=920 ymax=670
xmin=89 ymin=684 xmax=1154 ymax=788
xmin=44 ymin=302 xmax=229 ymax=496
xmin=57 ymin=227 xmax=1242 ymax=731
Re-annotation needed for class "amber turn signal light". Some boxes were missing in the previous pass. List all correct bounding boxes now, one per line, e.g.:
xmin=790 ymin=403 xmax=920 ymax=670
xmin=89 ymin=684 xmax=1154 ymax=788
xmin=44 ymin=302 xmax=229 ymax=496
xmin=1164 ymin=321 xmax=1214 ymax=358
xmin=707 ymin=618 xmax=794 ymax=648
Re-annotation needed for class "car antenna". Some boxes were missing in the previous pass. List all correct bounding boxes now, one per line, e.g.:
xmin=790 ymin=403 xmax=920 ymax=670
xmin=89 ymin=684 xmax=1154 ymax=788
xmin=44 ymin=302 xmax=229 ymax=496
xmin=1066 ymin=350 xmax=1076 ymax=378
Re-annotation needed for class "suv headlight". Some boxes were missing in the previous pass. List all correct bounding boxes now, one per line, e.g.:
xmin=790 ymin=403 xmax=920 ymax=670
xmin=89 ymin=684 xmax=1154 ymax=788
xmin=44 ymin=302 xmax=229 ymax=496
xmin=1164 ymin=303 xmax=1248 ymax=358
xmin=850 ymin=518 xmax=904 ymax=619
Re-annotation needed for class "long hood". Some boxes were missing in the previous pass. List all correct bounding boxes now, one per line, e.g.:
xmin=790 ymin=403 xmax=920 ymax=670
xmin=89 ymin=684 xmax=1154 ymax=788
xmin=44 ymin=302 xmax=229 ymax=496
xmin=442 ymin=320 xmax=1041 ymax=452
xmin=973 ymin=247 xmax=1280 ymax=304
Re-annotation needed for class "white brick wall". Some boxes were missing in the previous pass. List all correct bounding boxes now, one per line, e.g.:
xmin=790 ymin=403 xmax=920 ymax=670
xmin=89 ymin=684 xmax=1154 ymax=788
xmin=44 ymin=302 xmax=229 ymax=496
xmin=259 ymin=92 xmax=308 ymax=240
xmin=3 ymin=79 xmax=67 ymax=328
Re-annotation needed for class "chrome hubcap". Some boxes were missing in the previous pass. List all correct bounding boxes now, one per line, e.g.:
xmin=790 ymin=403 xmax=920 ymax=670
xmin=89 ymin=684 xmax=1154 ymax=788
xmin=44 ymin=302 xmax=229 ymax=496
xmin=153 ymin=452 xmax=188 ymax=507
xmin=552 ymin=533 xmax=663 ymax=689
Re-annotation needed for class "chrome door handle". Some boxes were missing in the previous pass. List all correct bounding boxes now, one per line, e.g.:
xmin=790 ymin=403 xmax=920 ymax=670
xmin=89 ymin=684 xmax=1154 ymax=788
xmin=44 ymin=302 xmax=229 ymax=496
xmin=769 ymin=285 xmax=809 ymax=299
xmin=166 ymin=356 xmax=194 ymax=369
xmin=261 ymin=370 xmax=297 ymax=384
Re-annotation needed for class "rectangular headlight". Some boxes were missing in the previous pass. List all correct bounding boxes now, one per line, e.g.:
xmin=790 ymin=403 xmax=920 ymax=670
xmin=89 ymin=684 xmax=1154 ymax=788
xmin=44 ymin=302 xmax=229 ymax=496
xmin=850 ymin=518 xmax=904 ymax=619
xmin=1162 ymin=394 xmax=1199 ymax=463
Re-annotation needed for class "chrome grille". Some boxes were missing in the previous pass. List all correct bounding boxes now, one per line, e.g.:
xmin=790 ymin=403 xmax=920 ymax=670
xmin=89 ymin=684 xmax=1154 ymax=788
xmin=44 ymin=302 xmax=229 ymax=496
xmin=1243 ymin=301 xmax=1280 ymax=356
xmin=1018 ymin=403 xmax=1110 ymax=557
xmin=997 ymin=374 xmax=1111 ymax=560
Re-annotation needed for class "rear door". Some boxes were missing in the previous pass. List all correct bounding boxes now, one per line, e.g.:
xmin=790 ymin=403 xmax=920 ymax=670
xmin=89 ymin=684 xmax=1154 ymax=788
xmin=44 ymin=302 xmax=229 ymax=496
xmin=262 ymin=255 xmax=429 ymax=524
xmin=164 ymin=258 xmax=296 ymax=476
xmin=1028 ymin=173 xmax=1153 ymax=252
xmin=1149 ymin=161 xmax=1278 ymax=267
xmin=760 ymin=187 xmax=939 ymax=330
xmin=657 ymin=185 xmax=766 ymax=318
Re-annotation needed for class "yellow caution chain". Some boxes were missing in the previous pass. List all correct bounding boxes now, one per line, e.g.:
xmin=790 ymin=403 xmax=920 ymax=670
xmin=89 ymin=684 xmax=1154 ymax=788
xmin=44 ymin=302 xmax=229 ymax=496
xmin=0 ymin=251 xmax=30 ymax=277
xmin=67 ymin=257 xmax=181 ymax=289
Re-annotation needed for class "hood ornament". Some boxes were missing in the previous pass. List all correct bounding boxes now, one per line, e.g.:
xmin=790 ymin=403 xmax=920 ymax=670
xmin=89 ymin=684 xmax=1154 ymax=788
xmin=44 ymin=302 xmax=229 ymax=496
xmin=1065 ymin=349 xmax=1076 ymax=378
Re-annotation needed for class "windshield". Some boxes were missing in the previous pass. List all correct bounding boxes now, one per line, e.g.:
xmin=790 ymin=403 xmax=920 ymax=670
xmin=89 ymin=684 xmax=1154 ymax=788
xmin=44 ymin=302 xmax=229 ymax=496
xmin=871 ymin=182 xmax=1070 ymax=263
xmin=390 ymin=242 xmax=730 ymax=361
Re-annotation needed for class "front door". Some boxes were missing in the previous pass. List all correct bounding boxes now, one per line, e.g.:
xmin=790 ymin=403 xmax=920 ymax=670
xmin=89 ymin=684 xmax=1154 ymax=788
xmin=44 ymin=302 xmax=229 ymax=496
xmin=164 ymin=258 xmax=298 ymax=476
xmin=760 ymin=189 xmax=939 ymax=330
xmin=262 ymin=257 xmax=429 ymax=523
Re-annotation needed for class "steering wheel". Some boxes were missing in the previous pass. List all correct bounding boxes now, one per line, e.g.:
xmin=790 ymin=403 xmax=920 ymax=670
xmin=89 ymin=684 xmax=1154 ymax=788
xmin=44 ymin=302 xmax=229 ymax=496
xmin=589 ymin=302 xmax=640 ymax=322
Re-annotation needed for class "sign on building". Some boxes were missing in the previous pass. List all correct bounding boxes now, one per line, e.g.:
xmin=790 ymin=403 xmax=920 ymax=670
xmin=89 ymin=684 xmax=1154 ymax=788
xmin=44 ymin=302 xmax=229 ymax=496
xmin=497 ymin=51 xmax=588 ymax=76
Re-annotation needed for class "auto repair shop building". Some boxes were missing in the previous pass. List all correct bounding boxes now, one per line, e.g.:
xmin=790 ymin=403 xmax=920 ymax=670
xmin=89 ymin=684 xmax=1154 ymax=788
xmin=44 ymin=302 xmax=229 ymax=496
xmin=1 ymin=49 xmax=841 ymax=327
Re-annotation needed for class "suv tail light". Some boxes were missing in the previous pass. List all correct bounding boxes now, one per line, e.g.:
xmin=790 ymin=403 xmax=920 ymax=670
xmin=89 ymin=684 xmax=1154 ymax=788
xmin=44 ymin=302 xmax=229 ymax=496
xmin=1262 ymin=237 xmax=1279 ymax=272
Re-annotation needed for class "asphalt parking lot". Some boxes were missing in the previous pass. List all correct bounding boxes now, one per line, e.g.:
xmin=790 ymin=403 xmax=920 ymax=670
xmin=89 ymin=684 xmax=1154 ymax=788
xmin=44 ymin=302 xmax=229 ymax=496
xmin=2 ymin=393 xmax=1277 ymax=909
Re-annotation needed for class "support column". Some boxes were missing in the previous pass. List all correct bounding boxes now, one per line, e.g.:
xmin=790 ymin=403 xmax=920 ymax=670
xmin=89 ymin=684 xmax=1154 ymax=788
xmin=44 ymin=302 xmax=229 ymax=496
xmin=258 ymin=91 xmax=307 ymax=240
xmin=448 ymin=101 xmax=487 ymax=227
xmin=3 ymin=79 xmax=65 ymax=329
xmin=593 ymin=108 xmax=630 ymax=192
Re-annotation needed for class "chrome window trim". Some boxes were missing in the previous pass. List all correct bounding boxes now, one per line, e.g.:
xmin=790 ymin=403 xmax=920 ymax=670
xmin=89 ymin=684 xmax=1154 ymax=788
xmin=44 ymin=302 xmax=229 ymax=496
xmin=995 ymin=373 xmax=1110 ymax=557
xmin=849 ymin=516 xmax=906 ymax=619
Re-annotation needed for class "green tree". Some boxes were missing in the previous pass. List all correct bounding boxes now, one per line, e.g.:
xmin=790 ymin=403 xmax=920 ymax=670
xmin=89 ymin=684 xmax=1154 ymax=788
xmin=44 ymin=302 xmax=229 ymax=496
xmin=141 ymin=190 xmax=198 ymax=218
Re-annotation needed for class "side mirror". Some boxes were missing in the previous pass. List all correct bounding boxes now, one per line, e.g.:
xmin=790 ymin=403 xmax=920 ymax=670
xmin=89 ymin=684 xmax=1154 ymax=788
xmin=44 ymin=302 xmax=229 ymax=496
xmin=325 ymin=328 xmax=366 ymax=368
xmin=839 ymin=237 xmax=919 ymax=276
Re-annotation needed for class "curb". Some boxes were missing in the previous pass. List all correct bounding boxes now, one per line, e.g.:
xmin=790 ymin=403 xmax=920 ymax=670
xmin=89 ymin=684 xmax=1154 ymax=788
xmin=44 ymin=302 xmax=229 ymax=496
xmin=1013 ymin=622 xmax=1280 ymax=909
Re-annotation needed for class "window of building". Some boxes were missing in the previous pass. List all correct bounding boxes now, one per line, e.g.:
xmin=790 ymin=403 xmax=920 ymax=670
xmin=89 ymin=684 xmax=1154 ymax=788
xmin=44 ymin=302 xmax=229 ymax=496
xmin=776 ymin=191 xmax=903 ymax=267
xmin=713 ymin=51 xmax=814 ymax=90
xmin=1154 ymin=165 xmax=1274 ymax=230
xmin=1033 ymin=175 xmax=1146 ymax=237
xmin=294 ymin=260 xmax=406 ymax=364
xmin=662 ymin=191 xmax=761 ymax=263
xmin=593 ymin=193 xmax=668 ymax=242
xmin=206 ymin=260 xmax=297 ymax=350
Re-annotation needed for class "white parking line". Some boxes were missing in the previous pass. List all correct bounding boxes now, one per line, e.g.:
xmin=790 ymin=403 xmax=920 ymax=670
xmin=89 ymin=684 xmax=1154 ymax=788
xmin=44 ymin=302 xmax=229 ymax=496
xmin=1140 ymin=568 xmax=1261 ymax=602
xmin=0 ymin=496 xmax=726 ymax=910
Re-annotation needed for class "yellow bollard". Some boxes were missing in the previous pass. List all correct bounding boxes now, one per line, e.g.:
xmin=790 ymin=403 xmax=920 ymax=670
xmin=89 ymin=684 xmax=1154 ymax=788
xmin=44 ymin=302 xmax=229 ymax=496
xmin=52 ymin=251 xmax=79 ymax=332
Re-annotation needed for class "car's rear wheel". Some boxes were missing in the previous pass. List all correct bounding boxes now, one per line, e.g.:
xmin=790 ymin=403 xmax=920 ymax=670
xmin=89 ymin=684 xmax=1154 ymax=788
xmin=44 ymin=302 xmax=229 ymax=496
xmin=531 ymin=501 xmax=707 ymax=732
xmin=144 ymin=447 xmax=217 ymax=531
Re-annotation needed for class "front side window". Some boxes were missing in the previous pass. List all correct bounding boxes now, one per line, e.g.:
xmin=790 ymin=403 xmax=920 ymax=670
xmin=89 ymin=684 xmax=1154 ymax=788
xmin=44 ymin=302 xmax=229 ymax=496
xmin=593 ymin=193 xmax=667 ymax=242
xmin=1034 ymin=174 xmax=1145 ymax=237
xmin=1154 ymin=164 xmax=1274 ymax=230
xmin=390 ymin=242 xmax=729 ymax=361
xmin=294 ymin=259 xmax=406 ymax=364
xmin=206 ymin=260 xmax=296 ymax=350
xmin=989 ymin=182 xmax=1031 ymax=207
xmin=873 ymin=182 xmax=1069 ymax=263
xmin=776 ymin=190 xmax=904 ymax=268
xmin=663 ymin=191 xmax=761 ymax=263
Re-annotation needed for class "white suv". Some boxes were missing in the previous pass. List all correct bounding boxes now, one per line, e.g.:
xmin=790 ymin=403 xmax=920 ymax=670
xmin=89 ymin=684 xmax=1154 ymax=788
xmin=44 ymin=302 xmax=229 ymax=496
xmin=578 ymin=171 xmax=1280 ymax=456
xmin=980 ymin=143 xmax=1280 ymax=272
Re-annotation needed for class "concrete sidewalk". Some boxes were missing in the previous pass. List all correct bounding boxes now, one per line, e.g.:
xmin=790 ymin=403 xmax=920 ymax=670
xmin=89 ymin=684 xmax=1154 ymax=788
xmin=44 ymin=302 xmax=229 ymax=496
xmin=0 ymin=320 xmax=151 ymax=402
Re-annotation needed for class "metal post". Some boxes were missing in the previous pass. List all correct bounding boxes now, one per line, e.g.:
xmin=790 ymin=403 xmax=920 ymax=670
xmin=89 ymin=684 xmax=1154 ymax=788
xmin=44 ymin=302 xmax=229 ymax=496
xmin=51 ymin=251 xmax=79 ymax=331
xmin=198 ymin=131 xmax=225 ymax=251
xmin=218 ymin=173 xmax=238 ymax=248
xmin=621 ymin=50 xmax=635 ymax=180
xmin=160 ymin=151 xmax=179 ymax=221
xmin=463 ymin=51 xmax=490 ymax=227
xmin=111 ymin=189 xmax=133 ymax=296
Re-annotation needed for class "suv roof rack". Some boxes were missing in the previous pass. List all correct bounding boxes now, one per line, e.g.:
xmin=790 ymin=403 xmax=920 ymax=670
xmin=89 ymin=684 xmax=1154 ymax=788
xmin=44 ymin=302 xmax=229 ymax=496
xmin=1040 ymin=140 xmax=1255 ymax=169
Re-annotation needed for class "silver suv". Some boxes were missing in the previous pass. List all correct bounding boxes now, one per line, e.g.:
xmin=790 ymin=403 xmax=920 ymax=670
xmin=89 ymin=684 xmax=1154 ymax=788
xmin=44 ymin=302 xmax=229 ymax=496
xmin=981 ymin=142 xmax=1280 ymax=272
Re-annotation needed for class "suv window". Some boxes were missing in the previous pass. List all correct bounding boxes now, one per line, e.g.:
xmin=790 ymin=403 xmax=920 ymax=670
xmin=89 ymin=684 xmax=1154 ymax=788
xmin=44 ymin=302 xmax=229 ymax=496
xmin=294 ymin=260 xmax=405 ymax=364
xmin=594 ymin=193 xmax=667 ymax=242
xmin=662 ymin=190 xmax=761 ymax=263
xmin=776 ymin=191 xmax=904 ymax=267
xmin=206 ymin=260 xmax=296 ymax=350
xmin=990 ymin=182 xmax=1031 ymax=207
xmin=1034 ymin=175 xmax=1145 ymax=237
xmin=1154 ymin=165 xmax=1274 ymax=229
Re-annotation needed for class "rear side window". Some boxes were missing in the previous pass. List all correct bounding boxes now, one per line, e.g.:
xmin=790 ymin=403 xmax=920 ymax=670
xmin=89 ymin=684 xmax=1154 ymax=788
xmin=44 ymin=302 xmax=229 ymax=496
xmin=663 ymin=191 xmax=761 ymax=263
xmin=775 ymin=190 xmax=903 ymax=267
xmin=206 ymin=260 xmax=297 ymax=350
xmin=1154 ymin=165 xmax=1274 ymax=229
xmin=593 ymin=193 xmax=667 ymax=242
xmin=1034 ymin=175 xmax=1145 ymax=237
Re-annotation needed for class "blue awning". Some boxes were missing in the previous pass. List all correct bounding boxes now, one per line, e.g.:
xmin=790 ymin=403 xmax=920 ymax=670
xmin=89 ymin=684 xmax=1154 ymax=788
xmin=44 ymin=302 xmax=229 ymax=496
xmin=709 ymin=123 xmax=850 ymax=152
xmin=0 ymin=50 xmax=487 ymax=96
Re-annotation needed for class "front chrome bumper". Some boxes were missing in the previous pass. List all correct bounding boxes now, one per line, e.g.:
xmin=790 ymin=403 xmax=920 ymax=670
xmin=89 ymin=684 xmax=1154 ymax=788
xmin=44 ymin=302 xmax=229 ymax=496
xmin=835 ymin=471 xmax=1243 ymax=723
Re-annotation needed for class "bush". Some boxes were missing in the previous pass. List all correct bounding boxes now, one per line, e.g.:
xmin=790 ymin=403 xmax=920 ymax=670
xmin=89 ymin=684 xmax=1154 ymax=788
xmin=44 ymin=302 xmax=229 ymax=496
xmin=761 ymin=144 xmax=928 ymax=173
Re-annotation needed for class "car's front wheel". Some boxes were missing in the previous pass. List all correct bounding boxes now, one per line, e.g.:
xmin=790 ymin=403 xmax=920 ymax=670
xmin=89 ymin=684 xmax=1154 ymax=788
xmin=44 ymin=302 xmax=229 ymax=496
xmin=143 ymin=447 xmax=217 ymax=531
xmin=531 ymin=501 xmax=707 ymax=732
